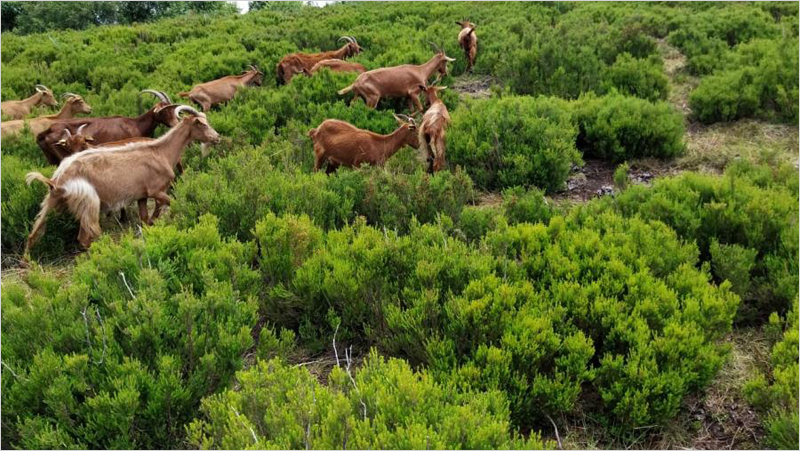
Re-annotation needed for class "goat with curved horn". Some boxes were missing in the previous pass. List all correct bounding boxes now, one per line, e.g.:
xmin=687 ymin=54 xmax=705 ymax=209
xmin=140 ymin=89 xmax=170 ymax=104
xmin=61 ymin=92 xmax=80 ymax=99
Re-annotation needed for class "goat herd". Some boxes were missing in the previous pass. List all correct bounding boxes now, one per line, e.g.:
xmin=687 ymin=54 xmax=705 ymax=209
xmin=1 ymin=21 xmax=478 ymax=257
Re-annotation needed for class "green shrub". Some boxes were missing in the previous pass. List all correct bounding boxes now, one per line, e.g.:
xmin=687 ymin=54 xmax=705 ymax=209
xmin=613 ymin=162 xmax=630 ymax=190
xmin=456 ymin=205 xmax=504 ymax=242
xmin=573 ymin=162 xmax=799 ymax=321
xmin=572 ymin=92 xmax=685 ymax=162
xmin=254 ymin=211 xmax=738 ymax=432
xmin=170 ymin=146 xmax=475 ymax=241
xmin=689 ymin=38 xmax=799 ymax=124
xmin=1 ymin=216 xmax=260 ymax=448
xmin=1 ymin=154 xmax=81 ymax=262
xmin=187 ymin=352 xmax=548 ymax=449
xmin=448 ymin=95 xmax=581 ymax=192
xmin=603 ymin=53 xmax=669 ymax=102
xmin=501 ymin=186 xmax=553 ymax=225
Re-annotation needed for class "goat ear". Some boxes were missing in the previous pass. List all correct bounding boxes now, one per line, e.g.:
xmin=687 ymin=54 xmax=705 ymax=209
xmin=418 ymin=84 xmax=427 ymax=92
xmin=56 ymin=139 xmax=67 ymax=146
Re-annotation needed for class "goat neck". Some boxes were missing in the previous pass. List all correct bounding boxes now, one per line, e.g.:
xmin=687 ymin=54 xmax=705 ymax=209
xmin=381 ymin=125 xmax=413 ymax=159
xmin=417 ymin=54 xmax=445 ymax=80
xmin=154 ymin=119 xmax=197 ymax=169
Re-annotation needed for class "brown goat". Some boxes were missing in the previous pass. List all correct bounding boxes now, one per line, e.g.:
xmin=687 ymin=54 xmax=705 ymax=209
xmin=25 ymin=106 xmax=220 ymax=253
xmin=418 ymin=82 xmax=451 ymax=173
xmin=1 ymin=85 xmax=58 ymax=120
xmin=178 ymin=66 xmax=264 ymax=111
xmin=337 ymin=49 xmax=455 ymax=115
xmin=37 ymin=90 xmax=179 ymax=165
xmin=456 ymin=21 xmax=478 ymax=72
xmin=309 ymin=59 xmax=366 ymax=74
xmin=308 ymin=114 xmax=419 ymax=173
xmin=2 ymin=94 xmax=92 ymax=138
xmin=276 ymin=37 xmax=362 ymax=84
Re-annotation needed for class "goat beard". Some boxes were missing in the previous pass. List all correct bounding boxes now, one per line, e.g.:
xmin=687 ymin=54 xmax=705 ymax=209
xmin=200 ymin=143 xmax=210 ymax=157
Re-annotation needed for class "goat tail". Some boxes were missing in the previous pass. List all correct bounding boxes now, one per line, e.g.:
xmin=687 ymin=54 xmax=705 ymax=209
xmin=178 ymin=91 xmax=190 ymax=98
xmin=337 ymin=85 xmax=354 ymax=96
xmin=467 ymin=27 xmax=476 ymax=37
xmin=25 ymin=172 xmax=55 ymax=191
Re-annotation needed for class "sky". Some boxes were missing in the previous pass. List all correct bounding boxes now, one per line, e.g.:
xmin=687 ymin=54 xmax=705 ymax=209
xmin=228 ymin=1 xmax=334 ymax=14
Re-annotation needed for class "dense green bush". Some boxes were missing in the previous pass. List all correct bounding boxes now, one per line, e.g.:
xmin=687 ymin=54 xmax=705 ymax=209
xmin=744 ymin=299 xmax=799 ymax=449
xmin=602 ymin=53 xmax=668 ymax=102
xmin=170 ymin=146 xmax=475 ymax=240
xmin=572 ymin=161 xmax=799 ymax=321
xmin=1 ymin=155 xmax=80 ymax=262
xmin=1 ymin=216 xmax=260 ymax=448
xmin=572 ymin=92 xmax=685 ymax=161
xmin=254 ymin=211 xmax=738 ymax=431
xmin=448 ymin=95 xmax=581 ymax=192
xmin=187 ymin=352 xmax=547 ymax=449
xmin=690 ymin=38 xmax=799 ymax=124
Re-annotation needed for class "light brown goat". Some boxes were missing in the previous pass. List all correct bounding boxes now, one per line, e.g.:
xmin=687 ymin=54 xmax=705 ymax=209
xmin=1 ymin=85 xmax=58 ymax=120
xmin=178 ymin=66 xmax=263 ymax=111
xmin=276 ymin=37 xmax=362 ymax=84
xmin=308 ymin=114 xmax=419 ymax=173
xmin=2 ymin=94 xmax=92 ymax=138
xmin=456 ymin=21 xmax=477 ymax=72
xmin=337 ymin=49 xmax=455 ymax=115
xmin=418 ymin=82 xmax=451 ymax=173
xmin=309 ymin=59 xmax=366 ymax=74
xmin=25 ymin=106 xmax=220 ymax=253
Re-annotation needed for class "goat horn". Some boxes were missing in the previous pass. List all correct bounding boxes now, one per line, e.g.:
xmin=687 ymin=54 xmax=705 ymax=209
xmin=158 ymin=91 xmax=173 ymax=104
xmin=77 ymin=124 xmax=88 ymax=135
xmin=248 ymin=64 xmax=259 ymax=72
xmin=428 ymin=41 xmax=441 ymax=53
xmin=347 ymin=36 xmax=357 ymax=44
xmin=338 ymin=36 xmax=350 ymax=44
xmin=61 ymin=92 xmax=79 ymax=99
xmin=35 ymin=84 xmax=49 ymax=92
xmin=62 ymin=128 xmax=72 ymax=139
xmin=174 ymin=105 xmax=203 ymax=119
xmin=140 ymin=89 xmax=168 ymax=104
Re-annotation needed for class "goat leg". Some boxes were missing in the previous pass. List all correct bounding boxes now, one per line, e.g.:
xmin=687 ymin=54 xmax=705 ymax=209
xmin=149 ymin=192 xmax=172 ymax=223
xmin=137 ymin=198 xmax=150 ymax=225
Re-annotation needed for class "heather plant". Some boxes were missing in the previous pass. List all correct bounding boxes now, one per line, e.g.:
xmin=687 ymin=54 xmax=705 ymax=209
xmin=572 ymin=92 xmax=685 ymax=161
xmin=187 ymin=352 xmax=548 ymax=449
xmin=448 ymin=95 xmax=581 ymax=192
xmin=1 ymin=216 xmax=260 ymax=448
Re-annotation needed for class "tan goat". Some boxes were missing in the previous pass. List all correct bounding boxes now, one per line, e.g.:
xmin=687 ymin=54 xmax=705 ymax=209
xmin=276 ymin=37 xmax=362 ymax=84
xmin=25 ymin=106 xmax=220 ymax=253
xmin=1 ymin=94 xmax=92 ymax=138
xmin=309 ymin=59 xmax=366 ymax=74
xmin=456 ymin=21 xmax=477 ymax=72
xmin=1 ymin=85 xmax=58 ymax=120
xmin=418 ymin=82 xmax=451 ymax=173
xmin=338 ymin=49 xmax=455 ymax=115
xmin=308 ymin=114 xmax=419 ymax=173
xmin=178 ymin=65 xmax=263 ymax=111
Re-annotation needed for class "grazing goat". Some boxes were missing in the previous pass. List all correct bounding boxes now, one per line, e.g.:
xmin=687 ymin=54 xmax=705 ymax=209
xmin=276 ymin=37 xmax=362 ymax=84
xmin=178 ymin=65 xmax=263 ymax=111
xmin=37 ymin=90 xmax=179 ymax=165
xmin=1 ymin=94 xmax=92 ymax=138
xmin=338 ymin=47 xmax=455 ymax=115
xmin=456 ymin=21 xmax=477 ymax=72
xmin=418 ymin=82 xmax=451 ymax=173
xmin=308 ymin=114 xmax=419 ymax=173
xmin=309 ymin=59 xmax=366 ymax=74
xmin=1 ymin=85 xmax=58 ymax=120
xmin=25 ymin=106 xmax=220 ymax=253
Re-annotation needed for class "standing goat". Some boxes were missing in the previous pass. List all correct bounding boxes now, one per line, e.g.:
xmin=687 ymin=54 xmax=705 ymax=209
xmin=309 ymin=59 xmax=366 ymax=75
xmin=37 ymin=90 xmax=179 ymax=165
xmin=1 ymin=94 xmax=92 ymax=138
xmin=25 ymin=106 xmax=220 ymax=253
xmin=178 ymin=65 xmax=263 ymax=111
xmin=418 ymin=81 xmax=451 ymax=173
xmin=308 ymin=114 xmax=419 ymax=173
xmin=338 ymin=46 xmax=455 ymax=115
xmin=276 ymin=37 xmax=362 ymax=84
xmin=1 ymin=85 xmax=58 ymax=120
xmin=456 ymin=21 xmax=477 ymax=73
